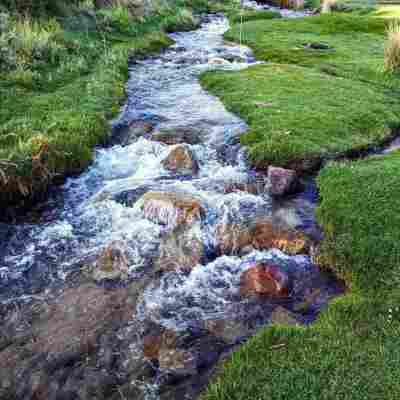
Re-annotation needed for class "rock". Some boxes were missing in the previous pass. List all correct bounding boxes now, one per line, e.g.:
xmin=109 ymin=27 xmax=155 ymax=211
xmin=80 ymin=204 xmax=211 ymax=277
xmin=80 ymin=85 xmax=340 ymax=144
xmin=305 ymin=42 xmax=332 ymax=50
xmin=151 ymin=125 xmax=206 ymax=145
xmin=208 ymin=57 xmax=230 ymax=65
xmin=161 ymin=144 xmax=199 ymax=176
xmin=144 ymin=328 xmax=223 ymax=379
xmin=268 ymin=166 xmax=299 ymax=197
xmin=110 ymin=120 xmax=154 ymax=146
xmin=252 ymin=218 xmax=310 ymax=255
xmin=139 ymin=191 xmax=205 ymax=228
xmin=204 ymin=319 xmax=250 ymax=344
xmin=159 ymin=348 xmax=197 ymax=376
xmin=216 ymin=218 xmax=311 ymax=256
xmin=270 ymin=306 xmax=299 ymax=325
xmin=91 ymin=241 xmax=130 ymax=282
xmin=156 ymin=224 xmax=204 ymax=273
xmin=240 ymin=263 xmax=290 ymax=298
xmin=216 ymin=223 xmax=252 ymax=255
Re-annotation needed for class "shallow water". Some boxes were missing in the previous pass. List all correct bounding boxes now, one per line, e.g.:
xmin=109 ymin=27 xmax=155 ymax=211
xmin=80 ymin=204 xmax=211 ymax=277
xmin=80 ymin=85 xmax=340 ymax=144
xmin=0 ymin=7 xmax=343 ymax=400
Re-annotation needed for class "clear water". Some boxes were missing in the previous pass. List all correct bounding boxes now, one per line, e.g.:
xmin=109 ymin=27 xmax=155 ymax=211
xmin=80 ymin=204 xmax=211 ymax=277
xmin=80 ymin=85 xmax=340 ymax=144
xmin=0 ymin=10 xmax=336 ymax=330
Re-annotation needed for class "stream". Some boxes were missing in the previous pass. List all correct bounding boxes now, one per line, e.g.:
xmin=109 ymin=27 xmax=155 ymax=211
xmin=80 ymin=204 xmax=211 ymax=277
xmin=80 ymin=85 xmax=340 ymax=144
xmin=0 ymin=5 xmax=343 ymax=400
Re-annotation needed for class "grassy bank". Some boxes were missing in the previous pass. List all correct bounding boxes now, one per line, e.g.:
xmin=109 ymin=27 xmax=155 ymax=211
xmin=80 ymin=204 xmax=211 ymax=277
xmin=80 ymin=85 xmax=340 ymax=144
xmin=202 ymin=6 xmax=400 ymax=400
xmin=0 ymin=0 xmax=237 ymax=214
xmin=203 ymin=151 xmax=400 ymax=400
xmin=201 ymin=13 xmax=400 ymax=170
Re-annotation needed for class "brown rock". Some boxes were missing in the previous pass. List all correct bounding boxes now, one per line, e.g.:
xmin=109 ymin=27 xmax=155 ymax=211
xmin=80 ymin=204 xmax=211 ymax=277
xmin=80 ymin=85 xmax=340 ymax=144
xmin=143 ymin=334 xmax=163 ymax=360
xmin=216 ymin=218 xmax=310 ymax=256
xmin=156 ymin=224 xmax=204 ymax=272
xmin=139 ymin=191 xmax=205 ymax=227
xmin=158 ymin=348 xmax=197 ymax=375
xmin=240 ymin=263 xmax=289 ymax=298
xmin=91 ymin=241 xmax=130 ymax=282
xmin=162 ymin=145 xmax=199 ymax=175
xmin=268 ymin=166 xmax=299 ymax=197
xmin=252 ymin=218 xmax=310 ymax=255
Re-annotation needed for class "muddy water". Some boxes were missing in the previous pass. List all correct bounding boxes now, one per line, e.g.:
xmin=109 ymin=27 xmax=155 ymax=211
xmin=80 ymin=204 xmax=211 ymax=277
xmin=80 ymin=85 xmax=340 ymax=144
xmin=0 ymin=8 xmax=343 ymax=400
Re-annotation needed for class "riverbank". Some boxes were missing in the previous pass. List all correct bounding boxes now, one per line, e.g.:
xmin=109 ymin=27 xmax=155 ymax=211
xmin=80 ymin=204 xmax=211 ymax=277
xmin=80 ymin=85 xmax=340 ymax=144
xmin=0 ymin=0 xmax=238 ymax=218
xmin=201 ymin=5 xmax=400 ymax=400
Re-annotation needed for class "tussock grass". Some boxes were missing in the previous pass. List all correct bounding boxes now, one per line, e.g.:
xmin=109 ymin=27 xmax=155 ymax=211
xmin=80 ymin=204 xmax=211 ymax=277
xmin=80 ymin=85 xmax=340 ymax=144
xmin=385 ymin=19 xmax=400 ymax=73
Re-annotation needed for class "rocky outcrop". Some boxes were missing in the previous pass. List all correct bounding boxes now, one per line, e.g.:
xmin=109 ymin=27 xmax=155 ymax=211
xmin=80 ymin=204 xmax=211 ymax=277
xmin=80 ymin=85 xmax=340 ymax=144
xmin=138 ymin=191 xmax=205 ymax=228
xmin=240 ymin=262 xmax=290 ymax=298
xmin=162 ymin=144 xmax=199 ymax=176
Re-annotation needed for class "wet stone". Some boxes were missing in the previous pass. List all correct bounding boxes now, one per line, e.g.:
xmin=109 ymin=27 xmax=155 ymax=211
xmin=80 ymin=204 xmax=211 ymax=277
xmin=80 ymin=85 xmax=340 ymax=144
xmin=150 ymin=125 xmax=207 ymax=145
xmin=138 ymin=191 xmax=205 ymax=228
xmin=240 ymin=262 xmax=290 ymax=298
xmin=90 ymin=241 xmax=130 ymax=282
xmin=161 ymin=144 xmax=199 ymax=176
xmin=156 ymin=223 xmax=205 ymax=273
xmin=268 ymin=166 xmax=300 ymax=197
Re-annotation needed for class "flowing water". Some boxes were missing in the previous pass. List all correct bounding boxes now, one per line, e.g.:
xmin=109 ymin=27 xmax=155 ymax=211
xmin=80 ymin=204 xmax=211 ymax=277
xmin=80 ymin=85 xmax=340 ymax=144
xmin=0 ymin=7 xmax=343 ymax=400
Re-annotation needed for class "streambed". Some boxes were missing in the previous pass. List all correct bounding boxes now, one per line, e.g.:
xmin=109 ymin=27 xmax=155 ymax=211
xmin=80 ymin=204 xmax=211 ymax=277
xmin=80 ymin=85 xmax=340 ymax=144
xmin=0 ymin=6 xmax=343 ymax=400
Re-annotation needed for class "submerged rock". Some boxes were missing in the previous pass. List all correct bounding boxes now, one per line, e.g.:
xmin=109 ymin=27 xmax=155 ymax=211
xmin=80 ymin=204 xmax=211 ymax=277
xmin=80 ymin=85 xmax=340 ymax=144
xmin=216 ymin=218 xmax=311 ymax=256
xmin=267 ymin=166 xmax=299 ymax=197
xmin=240 ymin=262 xmax=290 ymax=298
xmin=138 ymin=191 xmax=205 ymax=228
xmin=156 ymin=224 xmax=204 ymax=273
xmin=161 ymin=144 xmax=199 ymax=176
xmin=91 ymin=241 xmax=130 ymax=282
xmin=151 ymin=125 xmax=207 ymax=145
xmin=111 ymin=119 xmax=154 ymax=146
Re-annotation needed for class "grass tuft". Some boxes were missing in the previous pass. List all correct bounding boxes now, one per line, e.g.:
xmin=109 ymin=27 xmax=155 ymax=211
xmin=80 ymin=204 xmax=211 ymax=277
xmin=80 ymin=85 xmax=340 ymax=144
xmin=384 ymin=19 xmax=400 ymax=73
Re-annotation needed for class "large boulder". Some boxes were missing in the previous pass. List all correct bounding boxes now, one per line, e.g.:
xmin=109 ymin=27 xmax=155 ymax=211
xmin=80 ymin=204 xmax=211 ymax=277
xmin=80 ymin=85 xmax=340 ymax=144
xmin=138 ymin=191 xmax=205 ymax=228
xmin=161 ymin=144 xmax=199 ymax=176
xmin=240 ymin=262 xmax=290 ymax=298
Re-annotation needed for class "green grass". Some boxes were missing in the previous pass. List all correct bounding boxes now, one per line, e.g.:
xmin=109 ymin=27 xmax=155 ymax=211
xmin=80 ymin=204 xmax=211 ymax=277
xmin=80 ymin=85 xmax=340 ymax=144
xmin=201 ymin=14 xmax=400 ymax=170
xmin=0 ymin=0 xmax=237 ymax=209
xmin=231 ymin=9 xmax=281 ymax=23
xmin=202 ymin=64 xmax=400 ymax=169
xmin=203 ymin=152 xmax=400 ymax=400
